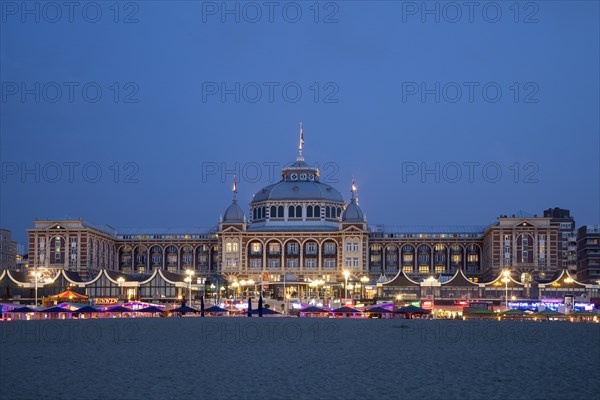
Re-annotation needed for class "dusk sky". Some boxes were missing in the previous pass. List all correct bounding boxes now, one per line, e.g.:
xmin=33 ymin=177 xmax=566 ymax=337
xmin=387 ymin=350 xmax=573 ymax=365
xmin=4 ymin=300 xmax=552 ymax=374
xmin=1 ymin=1 xmax=599 ymax=245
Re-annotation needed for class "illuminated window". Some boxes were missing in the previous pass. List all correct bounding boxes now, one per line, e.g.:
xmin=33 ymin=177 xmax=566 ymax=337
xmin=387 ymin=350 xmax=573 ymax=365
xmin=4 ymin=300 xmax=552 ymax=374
xmin=226 ymin=242 xmax=238 ymax=253
xmin=419 ymin=265 xmax=429 ymax=273
xmin=251 ymin=242 xmax=262 ymax=253
xmin=268 ymin=243 xmax=280 ymax=254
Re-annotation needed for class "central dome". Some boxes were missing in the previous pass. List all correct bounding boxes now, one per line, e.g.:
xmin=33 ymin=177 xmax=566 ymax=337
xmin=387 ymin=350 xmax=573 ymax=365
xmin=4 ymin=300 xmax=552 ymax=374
xmin=248 ymin=123 xmax=346 ymax=231
xmin=252 ymin=181 xmax=344 ymax=203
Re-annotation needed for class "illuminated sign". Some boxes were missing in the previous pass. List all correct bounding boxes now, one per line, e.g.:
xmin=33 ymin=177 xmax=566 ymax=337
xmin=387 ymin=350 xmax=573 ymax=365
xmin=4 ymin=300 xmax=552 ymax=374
xmin=94 ymin=298 xmax=118 ymax=305
xmin=421 ymin=300 xmax=434 ymax=310
xmin=508 ymin=301 xmax=594 ymax=310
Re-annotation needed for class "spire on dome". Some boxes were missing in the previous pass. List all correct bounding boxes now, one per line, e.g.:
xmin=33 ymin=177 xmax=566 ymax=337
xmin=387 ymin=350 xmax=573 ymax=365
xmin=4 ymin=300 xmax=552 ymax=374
xmin=232 ymin=175 xmax=238 ymax=201
xmin=297 ymin=122 xmax=304 ymax=161
xmin=351 ymin=178 xmax=358 ymax=204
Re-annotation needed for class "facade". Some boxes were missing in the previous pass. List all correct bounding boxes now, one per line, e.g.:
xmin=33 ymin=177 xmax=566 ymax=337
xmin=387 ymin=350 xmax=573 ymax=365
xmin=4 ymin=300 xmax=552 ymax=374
xmin=544 ymin=207 xmax=577 ymax=271
xmin=577 ymin=225 xmax=600 ymax=283
xmin=10 ymin=128 xmax=597 ymax=304
xmin=481 ymin=212 xmax=560 ymax=283
xmin=0 ymin=229 xmax=17 ymax=270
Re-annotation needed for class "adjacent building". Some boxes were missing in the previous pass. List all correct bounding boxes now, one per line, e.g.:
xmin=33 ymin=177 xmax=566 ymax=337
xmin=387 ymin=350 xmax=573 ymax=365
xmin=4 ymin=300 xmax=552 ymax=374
xmin=0 ymin=229 xmax=17 ymax=270
xmin=577 ymin=225 xmax=600 ymax=284
xmin=544 ymin=207 xmax=577 ymax=271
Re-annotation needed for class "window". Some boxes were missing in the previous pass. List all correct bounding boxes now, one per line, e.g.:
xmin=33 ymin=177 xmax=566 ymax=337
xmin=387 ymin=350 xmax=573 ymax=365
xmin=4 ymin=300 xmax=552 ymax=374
xmin=286 ymin=258 xmax=299 ymax=268
xmin=560 ymin=222 xmax=571 ymax=229
xmin=277 ymin=206 xmax=284 ymax=218
xmin=345 ymin=257 xmax=359 ymax=267
xmin=403 ymin=254 xmax=413 ymax=263
xmin=323 ymin=258 xmax=336 ymax=268
xmin=296 ymin=206 xmax=302 ymax=218
xmin=268 ymin=259 xmax=280 ymax=268
xmin=325 ymin=206 xmax=331 ymax=218
xmin=183 ymin=255 xmax=193 ymax=264
xmin=226 ymin=242 xmax=238 ymax=253
xmin=307 ymin=206 xmax=313 ymax=218
xmin=249 ymin=259 xmax=262 ymax=269
xmin=324 ymin=242 xmax=336 ymax=255
xmin=288 ymin=206 xmax=295 ymax=218
xmin=306 ymin=242 xmax=317 ymax=255
xmin=268 ymin=243 xmax=281 ymax=254
xmin=305 ymin=258 xmax=317 ymax=268
xmin=270 ymin=206 xmax=276 ymax=218
xmin=419 ymin=265 xmax=429 ymax=273
xmin=468 ymin=254 xmax=478 ymax=262
xmin=287 ymin=242 xmax=299 ymax=255
xmin=251 ymin=242 xmax=262 ymax=253
xmin=345 ymin=241 xmax=359 ymax=252
xmin=314 ymin=205 xmax=320 ymax=218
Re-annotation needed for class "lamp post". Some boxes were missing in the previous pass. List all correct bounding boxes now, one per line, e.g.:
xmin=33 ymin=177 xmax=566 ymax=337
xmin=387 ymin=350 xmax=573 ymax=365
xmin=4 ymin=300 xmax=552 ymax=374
xmin=247 ymin=279 xmax=255 ymax=298
xmin=231 ymin=281 xmax=239 ymax=301
xmin=117 ymin=277 xmax=124 ymax=301
xmin=343 ymin=270 xmax=350 ymax=302
xmin=564 ymin=277 xmax=573 ymax=296
xmin=240 ymin=280 xmax=247 ymax=298
xmin=360 ymin=276 xmax=369 ymax=300
xmin=501 ymin=270 xmax=510 ymax=309
xmin=31 ymin=269 xmax=42 ymax=307
xmin=185 ymin=270 xmax=194 ymax=306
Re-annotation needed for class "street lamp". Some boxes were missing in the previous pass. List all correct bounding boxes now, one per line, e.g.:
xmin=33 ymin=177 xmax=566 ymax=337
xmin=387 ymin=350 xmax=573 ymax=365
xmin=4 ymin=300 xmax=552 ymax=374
xmin=247 ymin=279 xmax=255 ymax=298
xmin=30 ymin=270 xmax=42 ymax=307
xmin=185 ymin=270 xmax=194 ymax=306
xmin=501 ymin=270 xmax=510 ymax=309
xmin=360 ymin=276 xmax=369 ymax=300
xmin=117 ymin=277 xmax=125 ymax=300
xmin=343 ymin=270 xmax=350 ymax=301
xmin=564 ymin=277 xmax=573 ymax=296
xmin=231 ymin=281 xmax=240 ymax=300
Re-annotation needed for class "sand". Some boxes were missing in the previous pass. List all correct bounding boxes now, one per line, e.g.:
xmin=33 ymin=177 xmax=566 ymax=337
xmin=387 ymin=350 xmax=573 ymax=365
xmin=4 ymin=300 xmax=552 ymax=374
xmin=1 ymin=318 xmax=598 ymax=400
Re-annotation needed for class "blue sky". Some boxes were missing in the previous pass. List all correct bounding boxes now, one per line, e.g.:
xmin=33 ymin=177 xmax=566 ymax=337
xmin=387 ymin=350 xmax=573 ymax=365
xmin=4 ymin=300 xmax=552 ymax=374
xmin=1 ymin=1 xmax=599 ymax=244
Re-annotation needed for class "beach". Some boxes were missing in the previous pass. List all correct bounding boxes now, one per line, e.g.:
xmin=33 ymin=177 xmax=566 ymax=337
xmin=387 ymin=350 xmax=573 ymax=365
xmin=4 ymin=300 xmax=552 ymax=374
xmin=1 ymin=318 xmax=598 ymax=400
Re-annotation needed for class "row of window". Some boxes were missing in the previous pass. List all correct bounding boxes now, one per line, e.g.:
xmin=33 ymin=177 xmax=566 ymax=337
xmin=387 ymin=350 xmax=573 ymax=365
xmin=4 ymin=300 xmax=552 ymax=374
xmin=251 ymin=205 xmax=343 ymax=221
xmin=246 ymin=258 xmax=338 ymax=269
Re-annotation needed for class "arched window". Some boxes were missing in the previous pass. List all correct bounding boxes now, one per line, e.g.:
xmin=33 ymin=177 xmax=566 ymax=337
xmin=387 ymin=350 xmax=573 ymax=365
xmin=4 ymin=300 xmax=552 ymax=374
xmin=307 ymin=206 xmax=313 ymax=218
xmin=314 ymin=205 xmax=320 ymax=218
xmin=325 ymin=206 xmax=331 ymax=218
xmin=288 ymin=206 xmax=295 ymax=218
xmin=270 ymin=206 xmax=276 ymax=219
xmin=296 ymin=205 xmax=302 ymax=218
xmin=277 ymin=206 xmax=284 ymax=218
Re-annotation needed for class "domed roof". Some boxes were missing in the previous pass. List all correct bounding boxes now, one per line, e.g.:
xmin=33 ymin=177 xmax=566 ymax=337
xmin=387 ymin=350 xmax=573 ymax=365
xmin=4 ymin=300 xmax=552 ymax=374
xmin=252 ymin=181 xmax=344 ymax=203
xmin=342 ymin=199 xmax=366 ymax=222
xmin=223 ymin=200 xmax=245 ymax=223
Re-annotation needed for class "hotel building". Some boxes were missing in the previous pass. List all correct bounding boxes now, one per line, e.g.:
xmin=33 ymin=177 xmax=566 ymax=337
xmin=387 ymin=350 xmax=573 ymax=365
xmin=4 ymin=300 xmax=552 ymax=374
xmin=2 ymin=127 xmax=599 ymax=306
